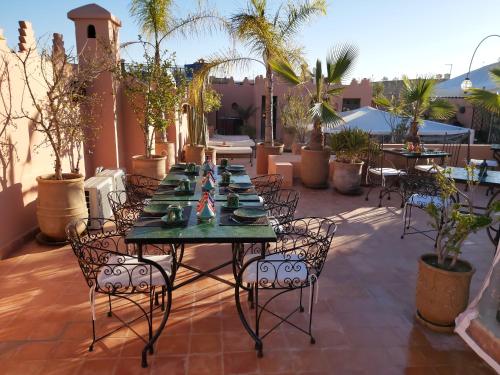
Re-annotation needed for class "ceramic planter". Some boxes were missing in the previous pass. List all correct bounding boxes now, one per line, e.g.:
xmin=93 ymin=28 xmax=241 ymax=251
xmin=292 ymin=142 xmax=305 ymax=155
xmin=132 ymin=154 xmax=167 ymax=180
xmin=155 ymin=141 xmax=176 ymax=172
xmin=332 ymin=160 xmax=364 ymax=194
xmin=185 ymin=144 xmax=205 ymax=165
xmin=416 ymin=254 xmax=475 ymax=332
xmin=36 ymin=173 xmax=88 ymax=241
xmin=300 ymin=147 xmax=330 ymax=188
xmin=256 ymin=142 xmax=284 ymax=174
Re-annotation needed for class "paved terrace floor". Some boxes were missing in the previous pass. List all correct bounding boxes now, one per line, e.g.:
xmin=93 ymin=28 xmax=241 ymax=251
xmin=0 ymin=160 xmax=496 ymax=375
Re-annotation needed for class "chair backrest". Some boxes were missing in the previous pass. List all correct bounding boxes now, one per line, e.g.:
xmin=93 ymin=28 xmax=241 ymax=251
xmin=266 ymin=189 xmax=300 ymax=225
xmin=123 ymin=174 xmax=160 ymax=202
xmin=400 ymin=174 xmax=440 ymax=199
xmin=241 ymin=217 xmax=337 ymax=287
xmin=66 ymin=218 xmax=129 ymax=289
xmin=108 ymin=190 xmax=144 ymax=233
xmin=441 ymin=132 xmax=471 ymax=167
xmin=251 ymin=174 xmax=284 ymax=204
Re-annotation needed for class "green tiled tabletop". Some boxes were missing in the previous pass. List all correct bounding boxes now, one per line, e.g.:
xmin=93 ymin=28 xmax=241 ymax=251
xmin=384 ymin=148 xmax=450 ymax=159
xmin=490 ymin=144 xmax=500 ymax=151
xmin=152 ymin=168 xmax=258 ymax=202
xmin=125 ymin=201 xmax=276 ymax=245
xmin=448 ymin=167 xmax=500 ymax=187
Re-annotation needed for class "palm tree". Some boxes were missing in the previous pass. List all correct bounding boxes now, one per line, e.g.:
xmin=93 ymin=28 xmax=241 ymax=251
xmin=270 ymin=44 xmax=358 ymax=150
xmin=230 ymin=0 xmax=327 ymax=145
xmin=374 ymin=77 xmax=455 ymax=144
xmin=466 ymin=68 xmax=500 ymax=115
xmin=129 ymin=0 xmax=226 ymax=65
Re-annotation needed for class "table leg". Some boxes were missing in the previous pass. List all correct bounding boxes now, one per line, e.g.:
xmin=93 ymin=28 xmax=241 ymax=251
xmin=137 ymin=243 xmax=173 ymax=368
xmin=486 ymin=189 xmax=500 ymax=247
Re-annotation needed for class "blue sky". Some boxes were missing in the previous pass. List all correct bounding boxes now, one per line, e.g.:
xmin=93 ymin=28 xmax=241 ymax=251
xmin=1 ymin=0 xmax=499 ymax=81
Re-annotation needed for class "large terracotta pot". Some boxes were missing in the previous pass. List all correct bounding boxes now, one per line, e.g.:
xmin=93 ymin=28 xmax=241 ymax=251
xmin=155 ymin=141 xmax=176 ymax=172
xmin=256 ymin=142 xmax=284 ymax=174
xmin=185 ymin=144 xmax=205 ymax=165
xmin=292 ymin=142 xmax=305 ymax=155
xmin=36 ymin=173 xmax=88 ymax=241
xmin=300 ymin=147 xmax=330 ymax=188
xmin=132 ymin=155 xmax=166 ymax=180
xmin=416 ymin=254 xmax=475 ymax=332
xmin=206 ymin=147 xmax=217 ymax=163
xmin=282 ymin=132 xmax=295 ymax=151
xmin=332 ymin=160 xmax=364 ymax=194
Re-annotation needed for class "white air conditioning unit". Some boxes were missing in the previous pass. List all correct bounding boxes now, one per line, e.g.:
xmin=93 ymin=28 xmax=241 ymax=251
xmin=84 ymin=176 xmax=114 ymax=229
xmin=96 ymin=169 xmax=126 ymax=192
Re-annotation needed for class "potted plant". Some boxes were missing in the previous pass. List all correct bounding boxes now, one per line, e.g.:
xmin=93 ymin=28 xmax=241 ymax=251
xmin=416 ymin=166 xmax=500 ymax=331
xmin=14 ymin=36 xmax=108 ymax=242
xmin=184 ymin=63 xmax=221 ymax=164
xmin=374 ymin=76 xmax=455 ymax=146
xmin=230 ymin=0 xmax=326 ymax=173
xmin=122 ymin=43 xmax=183 ymax=179
xmin=279 ymin=92 xmax=309 ymax=154
xmin=329 ymin=128 xmax=375 ymax=194
xmin=271 ymin=44 xmax=358 ymax=187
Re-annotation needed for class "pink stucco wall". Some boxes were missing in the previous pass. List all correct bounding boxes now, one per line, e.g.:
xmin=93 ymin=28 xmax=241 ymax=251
xmin=0 ymin=24 xmax=85 ymax=257
xmin=209 ymin=75 xmax=372 ymax=141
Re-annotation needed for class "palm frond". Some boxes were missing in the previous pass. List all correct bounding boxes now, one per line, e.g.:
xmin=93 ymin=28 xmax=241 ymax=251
xmin=130 ymin=0 xmax=173 ymax=36
xmin=278 ymin=0 xmax=327 ymax=39
xmin=326 ymin=44 xmax=358 ymax=84
xmin=428 ymin=98 xmax=456 ymax=120
xmin=489 ymin=68 xmax=500 ymax=87
xmin=314 ymin=59 xmax=323 ymax=102
xmin=309 ymin=101 xmax=344 ymax=128
xmin=401 ymin=76 xmax=434 ymax=104
xmin=269 ymin=57 xmax=301 ymax=85
xmin=466 ymin=88 xmax=500 ymax=115
xmin=161 ymin=11 xmax=230 ymax=41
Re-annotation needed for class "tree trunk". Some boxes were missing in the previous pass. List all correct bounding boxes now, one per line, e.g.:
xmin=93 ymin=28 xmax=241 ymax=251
xmin=265 ymin=64 xmax=273 ymax=145
xmin=54 ymin=154 xmax=63 ymax=180
xmin=405 ymin=120 xmax=421 ymax=144
xmin=308 ymin=120 xmax=325 ymax=151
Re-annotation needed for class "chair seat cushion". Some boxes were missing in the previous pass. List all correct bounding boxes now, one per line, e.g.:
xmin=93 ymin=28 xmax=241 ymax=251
xmin=212 ymin=146 xmax=252 ymax=155
xmin=368 ymin=168 xmax=404 ymax=176
xmin=407 ymin=193 xmax=446 ymax=208
xmin=97 ymin=254 xmax=172 ymax=289
xmin=414 ymin=164 xmax=443 ymax=173
xmin=470 ymin=159 xmax=498 ymax=168
xmin=242 ymin=253 xmax=308 ymax=285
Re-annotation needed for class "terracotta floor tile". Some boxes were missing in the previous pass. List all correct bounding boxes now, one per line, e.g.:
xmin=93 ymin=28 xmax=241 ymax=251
xmin=187 ymin=353 xmax=223 ymax=375
xmin=0 ymin=359 xmax=47 ymax=375
xmin=12 ymin=341 xmax=56 ymax=360
xmin=150 ymin=355 xmax=187 ymax=374
xmin=223 ymin=350 xmax=259 ymax=374
xmin=157 ymin=334 xmax=190 ymax=355
xmin=77 ymin=358 xmax=118 ymax=374
xmin=190 ymin=333 xmax=222 ymax=353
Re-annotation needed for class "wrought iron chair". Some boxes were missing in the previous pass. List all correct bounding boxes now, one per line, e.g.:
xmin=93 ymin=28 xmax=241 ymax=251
xmin=265 ymin=189 xmax=300 ymax=234
xmin=107 ymin=190 xmax=145 ymax=234
xmin=66 ymin=218 xmax=173 ymax=368
xmin=415 ymin=132 xmax=471 ymax=173
xmin=400 ymin=173 xmax=452 ymax=242
xmin=234 ymin=217 xmax=337 ymax=357
xmin=107 ymin=190 xmax=181 ymax=261
xmin=123 ymin=174 xmax=161 ymax=203
xmin=365 ymin=140 xmax=406 ymax=207
xmin=251 ymin=174 xmax=284 ymax=205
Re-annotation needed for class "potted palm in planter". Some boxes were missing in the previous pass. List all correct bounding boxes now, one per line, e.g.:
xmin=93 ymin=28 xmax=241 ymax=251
xmin=279 ymin=92 xmax=309 ymax=154
xmin=123 ymin=44 xmax=183 ymax=179
xmin=416 ymin=166 xmax=500 ymax=332
xmin=15 ymin=37 xmax=108 ymax=242
xmin=184 ymin=66 xmax=221 ymax=164
xmin=374 ymin=76 xmax=455 ymax=146
xmin=230 ymin=0 xmax=326 ymax=174
xmin=270 ymin=44 xmax=358 ymax=188
xmin=329 ymin=128 xmax=375 ymax=194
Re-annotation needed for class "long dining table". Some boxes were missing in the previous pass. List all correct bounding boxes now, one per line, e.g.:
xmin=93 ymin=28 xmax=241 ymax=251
xmin=125 ymin=163 xmax=277 ymax=366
